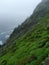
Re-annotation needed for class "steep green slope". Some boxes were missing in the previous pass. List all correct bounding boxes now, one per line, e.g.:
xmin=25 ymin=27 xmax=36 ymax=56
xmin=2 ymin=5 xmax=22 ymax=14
xmin=0 ymin=0 xmax=49 ymax=65
xmin=0 ymin=15 xmax=49 ymax=65
xmin=5 ymin=0 xmax=49 ymax=45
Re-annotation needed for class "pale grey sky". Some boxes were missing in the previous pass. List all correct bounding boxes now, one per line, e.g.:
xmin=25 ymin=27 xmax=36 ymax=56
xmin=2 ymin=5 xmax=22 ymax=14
xmin=0 ymin=0 xmax=41 ymax=16
xmin=0 ymin=0 xmax=42 ymax=44
xmin=0 ymin=0 xmax=42 ymax=33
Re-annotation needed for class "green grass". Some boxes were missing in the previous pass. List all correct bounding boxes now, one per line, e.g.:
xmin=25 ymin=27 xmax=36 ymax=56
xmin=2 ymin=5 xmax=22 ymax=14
xmin=0 ymin=15 xmax=49 ymax=65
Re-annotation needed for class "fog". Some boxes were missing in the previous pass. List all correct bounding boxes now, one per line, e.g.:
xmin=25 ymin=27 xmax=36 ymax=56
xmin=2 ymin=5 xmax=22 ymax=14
xmin=0 ymin=0 xmax=41 ymax=44
xmin=0 ymin=0 xmax=41 ymax=16
xmin=0 ymin=0 xmax=41 ymax=31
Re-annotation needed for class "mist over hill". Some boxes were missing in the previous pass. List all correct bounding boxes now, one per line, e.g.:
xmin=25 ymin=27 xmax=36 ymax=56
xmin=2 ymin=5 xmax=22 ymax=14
xmin=0 ymin=0 xmax=41 ymax=44
xmin=0 ymin=0 xmax=49 ymax=65
xmin=0 ymin=15 xmax=26 ymax=43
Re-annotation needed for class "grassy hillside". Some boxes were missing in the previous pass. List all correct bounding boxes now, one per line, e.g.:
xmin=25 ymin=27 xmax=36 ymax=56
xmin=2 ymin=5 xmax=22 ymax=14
xmin=0 ymin=15 xmax=49 ymax=65
xmin=0 ymin=0 xmax=49 ymax=65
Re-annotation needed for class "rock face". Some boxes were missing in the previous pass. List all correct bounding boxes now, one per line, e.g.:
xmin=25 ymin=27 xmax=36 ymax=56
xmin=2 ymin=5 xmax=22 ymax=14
xmin=42 ymin=0 xmax=49 ymax=2
xmin=34 ymin=0 xmax=49 ymax=13
xmin=43 ymin=59 xmax=49 ymax=65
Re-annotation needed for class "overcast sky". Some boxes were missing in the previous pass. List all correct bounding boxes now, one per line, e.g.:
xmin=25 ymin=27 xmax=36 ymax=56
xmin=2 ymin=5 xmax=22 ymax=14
xmin=0 ymin=0 xmax=42 ymax=33
xmin=0 ymin=0 xmax=42 ymax=44
xmin=0 ymin=0 xmax=41 ymax=16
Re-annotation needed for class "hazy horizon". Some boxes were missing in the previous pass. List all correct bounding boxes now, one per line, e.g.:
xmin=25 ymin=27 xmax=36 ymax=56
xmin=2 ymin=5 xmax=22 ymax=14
xmin=0 ymin=0 xmax=41 ymax=45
